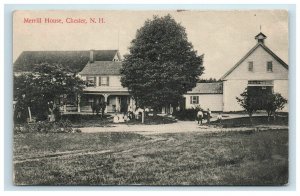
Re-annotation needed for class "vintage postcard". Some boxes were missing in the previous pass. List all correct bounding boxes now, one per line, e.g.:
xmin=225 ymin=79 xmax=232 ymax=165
xmin=13 ymin=10 xmax=289 ymax=185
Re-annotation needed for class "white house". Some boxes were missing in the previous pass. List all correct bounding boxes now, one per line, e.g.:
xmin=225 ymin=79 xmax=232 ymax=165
xmin=78 ymin=50 xmax=136 ymax=113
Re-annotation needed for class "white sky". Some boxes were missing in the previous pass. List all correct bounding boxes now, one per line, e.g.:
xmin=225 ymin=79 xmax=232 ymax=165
xmin=13 ymin=10 xmax=288 ymax=79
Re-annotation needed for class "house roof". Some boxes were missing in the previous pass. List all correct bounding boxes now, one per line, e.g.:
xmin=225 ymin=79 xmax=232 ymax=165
xmin=186 ymin=82 xmax=223 ymax=94
xmin=79 ymin=61 xmax=122 ymax=75
xmin=220 ymin=43 xmax=289 ymax=80
xmin=14 ymin=50 xmax=120 ymax=73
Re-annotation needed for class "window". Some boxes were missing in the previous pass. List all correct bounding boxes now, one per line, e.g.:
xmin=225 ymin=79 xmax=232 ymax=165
xmin=248 ymin=61 xmax=253 ymax=71
xmin=86 ymin=76 xmax=96 ymax=87
xmin=98 ymin=76 xmax=109 ymax=86
xmin=190 ymin=96 xmax=199 ymax=104
xmin=267 ymin=61 xmax=273 ymax=72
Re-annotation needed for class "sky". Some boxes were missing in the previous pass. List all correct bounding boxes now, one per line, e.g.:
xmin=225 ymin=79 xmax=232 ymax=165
xmin=13 ymin=10 xmax=288 ymax=79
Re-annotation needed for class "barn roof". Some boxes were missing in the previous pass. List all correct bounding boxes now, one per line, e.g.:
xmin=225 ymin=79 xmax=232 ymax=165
xmin=14 ymin=50 xmax=120 ymax=73
xmin=220 ymin=34 xmax=288 ymax=81
xmin=186 ymin=82 xmax=223 ymax=94
xmin=79 ymin=61 xmax=122 ymax=75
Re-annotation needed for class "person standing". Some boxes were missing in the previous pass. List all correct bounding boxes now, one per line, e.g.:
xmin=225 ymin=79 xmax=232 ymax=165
xmin=113 ymin=113 xmax=119 ymax=123
xmin=197 ymin=110 xmax=203 ymax=125
xmin=207 ymin=108 xmax=211 ymax=124
xmin=217 ymin=112 xmax=223 ymax=125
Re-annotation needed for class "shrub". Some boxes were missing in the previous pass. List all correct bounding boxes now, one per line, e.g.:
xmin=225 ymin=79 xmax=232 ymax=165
xmin=60 ymin=114 xmax=108 ymax=122
xmin=14 ymin=120 xmax=78 ymax=134
xmin=173 ymin=106 xmax=202 ymax=121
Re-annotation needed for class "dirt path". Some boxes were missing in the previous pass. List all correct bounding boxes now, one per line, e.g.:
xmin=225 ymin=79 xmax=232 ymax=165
xmin=79 ymin=120 xmax=288 ymax=135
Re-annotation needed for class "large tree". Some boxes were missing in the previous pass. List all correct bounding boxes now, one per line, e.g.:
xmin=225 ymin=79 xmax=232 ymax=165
xmin=121 ymin=15 xmax=204 ymax=111
xmin=14 ymin=63 xmax=85 ymax=121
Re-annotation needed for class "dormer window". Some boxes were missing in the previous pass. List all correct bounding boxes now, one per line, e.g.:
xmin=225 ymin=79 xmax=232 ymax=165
xmin=248 ymin=61 xmax=253 ymax=72
xmin=267 ymin=61 xmax=273 ymax=72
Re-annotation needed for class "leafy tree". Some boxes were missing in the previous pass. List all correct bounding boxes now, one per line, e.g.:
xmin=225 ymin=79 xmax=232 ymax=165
xmin=236 ymin=88 xmax=288 ymax=123
xmin=121 ymin=15 xmax=204 ymax=112
xmin=264 ymin=93 xmax=287 ymax=121
xmin=236 ymin=89 xmax=259 ymax=123
xmin=14 ymin=63 xmax=85 ymax=122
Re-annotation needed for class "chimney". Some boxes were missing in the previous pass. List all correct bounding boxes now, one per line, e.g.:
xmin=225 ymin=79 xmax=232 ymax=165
xmin=89 ymin=49 xmax=95 ymax=63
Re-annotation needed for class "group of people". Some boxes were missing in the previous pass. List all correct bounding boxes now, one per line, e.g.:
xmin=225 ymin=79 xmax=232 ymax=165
xmin=113 ymin=113 xmax=130 ymax=123
xmin=113 ymin=106 xmax=146 ymax=123
xmin=196 ymin=108 xmax=223 ymax=125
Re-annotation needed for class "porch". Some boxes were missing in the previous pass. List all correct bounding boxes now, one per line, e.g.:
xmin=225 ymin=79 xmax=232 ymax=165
xmin=78 ymin=93 xmax=135 ymax=114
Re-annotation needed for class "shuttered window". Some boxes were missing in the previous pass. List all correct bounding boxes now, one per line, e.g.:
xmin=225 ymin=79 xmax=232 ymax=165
xmin=99 ymin=76 xmax=109 ymax=86
xmin=248 ymin=61 xmax=253 ymax=71
xmin=190 ymin=96 xmax=199 ymax=104
xmin=267 ymin=61 xmax=273 ymax=72
xmin=86 ymin=76 xmax=96 ymax=87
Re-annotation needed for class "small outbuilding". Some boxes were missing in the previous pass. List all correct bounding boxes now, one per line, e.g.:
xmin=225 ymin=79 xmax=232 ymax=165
xmin=184 ymin=82 xmax=223 ymax=111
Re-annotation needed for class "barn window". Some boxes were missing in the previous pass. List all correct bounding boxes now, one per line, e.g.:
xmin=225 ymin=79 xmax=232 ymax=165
xmin=248 ymin=61 xmax=253 ymax=71
xmin=190 ymin=96 xmax=199 ymax=104
xmin=267 ymin=61 xmax=273 ymax=72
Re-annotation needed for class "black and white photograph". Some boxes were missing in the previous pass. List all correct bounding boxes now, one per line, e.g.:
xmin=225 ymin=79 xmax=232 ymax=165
xmin=12 ymin=9 xmax=289 ymax=186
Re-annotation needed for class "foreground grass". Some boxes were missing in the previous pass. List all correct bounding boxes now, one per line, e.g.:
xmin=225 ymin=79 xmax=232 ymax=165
xmin=13 ymin=129 xmax=288 ymax=185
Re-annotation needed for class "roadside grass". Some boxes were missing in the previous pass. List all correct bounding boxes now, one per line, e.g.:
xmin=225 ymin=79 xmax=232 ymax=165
xmin=61 ymin=114 xmax=111 ymax=128
xmin=211 ymin=115 xmax=288 ymax=128
xmin=13 ymin=129 xmax=288 ymax=185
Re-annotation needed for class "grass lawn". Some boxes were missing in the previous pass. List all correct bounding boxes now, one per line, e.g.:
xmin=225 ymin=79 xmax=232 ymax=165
xmin=13 ymin=129 xmax=288 ymax=185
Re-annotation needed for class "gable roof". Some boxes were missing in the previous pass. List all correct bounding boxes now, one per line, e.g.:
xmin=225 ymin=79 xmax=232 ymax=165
xmin=220 ymin=43 xmax=288 ymax=80
xmin=14 ymin=50 xmax=119 ymax=73
xmin=79 ymin=61 xmax=122 ymax=75
xmin=186 ymin=82 xmax=223 ymax=94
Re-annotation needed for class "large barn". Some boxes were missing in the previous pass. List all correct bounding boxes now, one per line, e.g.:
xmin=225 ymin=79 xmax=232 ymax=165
xmin=187 ymin=32 xmax=288 ymax=112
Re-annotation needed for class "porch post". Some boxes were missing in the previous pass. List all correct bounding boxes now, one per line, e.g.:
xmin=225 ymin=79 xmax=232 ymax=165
xmin=104 ymin=94 xmax=109 ymax=113
xmin=95 ymin=76 xmax=99 ymax=87
xmin=77 ymin=94 xmax=81 ymax=113
xmin=116 ymin=96 xmax=120 ymax=113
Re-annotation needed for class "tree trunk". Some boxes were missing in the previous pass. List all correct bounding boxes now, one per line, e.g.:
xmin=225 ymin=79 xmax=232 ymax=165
xmin=142 ymin=111 xmax=145 ymax=124
xmin=249 ymin=113 xmax=253 ymax=125
xmin=28 ymin=107 xmax=32 ymax=122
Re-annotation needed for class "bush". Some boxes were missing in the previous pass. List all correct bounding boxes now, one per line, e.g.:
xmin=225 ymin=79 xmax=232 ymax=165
xmin=14 ymin=120 xmax=79 ymax=134
xmin=173 ymin=106 xmax=202 ymax=121
xmin=60 ymin=114 xmax=109 ymax=123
